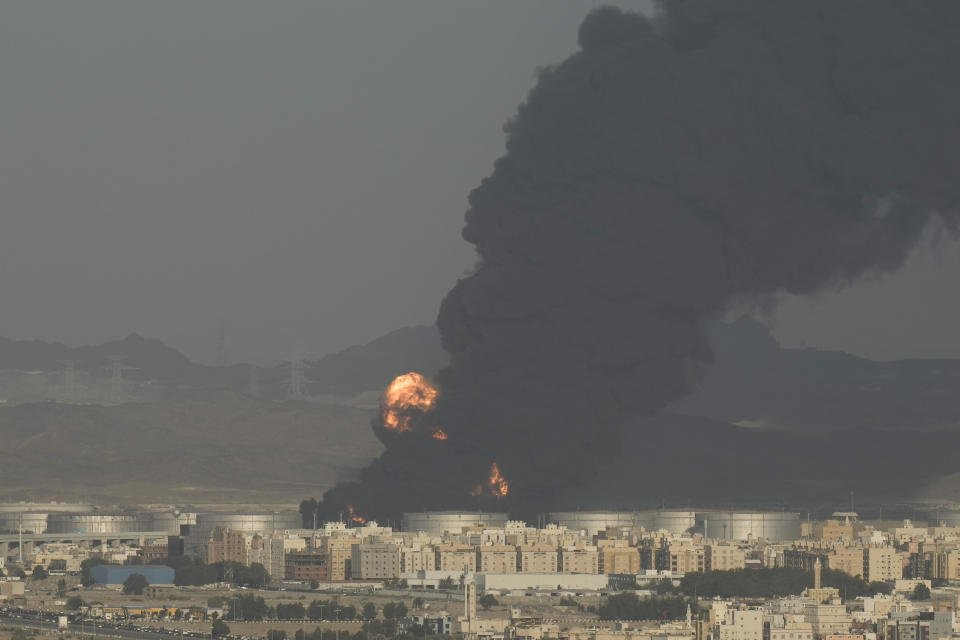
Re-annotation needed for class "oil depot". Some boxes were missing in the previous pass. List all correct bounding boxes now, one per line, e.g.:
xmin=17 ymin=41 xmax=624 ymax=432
xmin=549 ymin=508 xmax=800 ymax=541
xmin=46 ymin=512 xmax=154 ymax=534
xmin=402 ymin=511 xmax=509 ymax=535
xmin=0 ymin=503 xmax=95 ymax=535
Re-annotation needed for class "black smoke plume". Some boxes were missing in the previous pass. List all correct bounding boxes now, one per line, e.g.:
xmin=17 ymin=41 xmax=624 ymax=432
xmin=320 ymin=0 xmax=960 ymax=520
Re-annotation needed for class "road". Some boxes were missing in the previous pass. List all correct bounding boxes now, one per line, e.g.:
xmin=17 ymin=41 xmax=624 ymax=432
xmin=0 ymin=610 xmax=214 ymax=640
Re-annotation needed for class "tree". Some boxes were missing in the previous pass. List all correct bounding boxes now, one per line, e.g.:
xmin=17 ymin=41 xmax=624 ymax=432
xmin=211 ymin=619 xmax=230 ymax=638
xmin=362 ymin=602 xmax=377 ymax=620
xmin=913 ymin=583 xmax=931 ymax=601
xmin=276 ymin=603 xmax=306 ymax=620
xmin=8 ymin=566 xmax=27 ymax=579
xmin=438 ymin=577 xmax=456 ymax=590
xmin=598 ymin=593 xmax=693 ymax=621
xmin=11 ymin=629 xmax=34 ymax=640
xmin=412 ymin=597 xmax=425 ymax=610
xmin=80 ymin=558 xmax=109 ymax=587
xmin=56 ymin=578 xmax=67 ymax=598
xmin=383 ymin=601 xmax=408 ymax=620
xmin=230 ymin=593 xmax=270 ymax=621
xmin=654 ymin=578 xmax=677 ymax=595
xmin=479 ymin=594 xmax=498 ymax=610
xmin=208 ymin=596 xmax=225 ymax=608
xmin=122 ymin=573 xmax=149 ymax=595
xmin=267 ymin=630 xmax=287 ymax=640
xmin=31 ymin=566 xmax=49 ymax=580
xmin=66 ymin=596 xmax=85 ymax=611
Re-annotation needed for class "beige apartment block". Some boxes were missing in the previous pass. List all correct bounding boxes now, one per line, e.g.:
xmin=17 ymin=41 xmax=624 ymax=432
xmin=769 ymin=621 xmax=813 ymax=640
xmin=934 ymin=550 xmax=960 ymax=581
xmin=519 ymin=545 xmax=560 ymax=573
xmin=828 ymin=547 xmax=864 ymax=578
xmin=814 ymin=521 xmax=855 ymax=543
xmin=401 ymin=544 xmax=436 ymax=573
xmin=322 ymin=536 xmax=360 ymax=581
xmin=716 ymin=609 xmax=764 ymax=640
xmin=600 ymin=546 xmax=641 ymax=575
xmin=436 ymin=544 xmax=478 ymax=572
xmin=561 ymin=546 xmax=600 ymax=574
xmin=864 ymin=546 xmax=900 ymax=582
xmin=664 ymin=542 xmax=707 ymax=574
xmin=706 ymin=544 xmax=746 ymax=571
xmin=351 ymin=542 xmax=401 ymax=580
xmin=478 ymin=545 xmax=518 ymax=573
xmin=804 ymin=603 xmax=851 ymax=636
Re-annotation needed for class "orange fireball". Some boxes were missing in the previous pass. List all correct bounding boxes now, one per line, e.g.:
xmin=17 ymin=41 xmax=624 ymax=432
xmin=431 ymin=428 xmax=449 ymax=441
xmin=381 ymin=372 xmax=440 ymax=433
xmin=488 ymin=462 xmax=509 ymax=498
xmin=470 ymin=462 xmax=510 ymax=499
xmin=346 ymin=505 xmax=366 ymax=525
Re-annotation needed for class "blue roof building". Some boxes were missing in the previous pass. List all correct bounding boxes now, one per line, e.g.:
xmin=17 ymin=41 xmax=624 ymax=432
xmin=90 ymin=565 xmax=175 ymax=586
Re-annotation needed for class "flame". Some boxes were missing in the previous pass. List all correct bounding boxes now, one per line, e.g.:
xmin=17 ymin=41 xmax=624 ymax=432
xmin=431 ymin=428 xmax=449 ymax=441
xmin=381 ymin=372 xmax=439 ymax=433
xmin=470 ymin=462 xmax=510 ymax=499
xmin=489 ymin=462 xmax=509 ymax=498
xmin=346 ymin=505 xmax=366 ymax=525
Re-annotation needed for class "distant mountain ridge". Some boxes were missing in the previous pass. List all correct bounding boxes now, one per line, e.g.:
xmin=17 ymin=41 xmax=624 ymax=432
xmin=673 ymin=317 xmax=960 ymax=431
xmin=4 ymin=321 xmax=960 ymax=432
xmin=3 ymin=321 xmax=960 ymax=505
xmin=0 ymin=326 xmax=447 ymax=405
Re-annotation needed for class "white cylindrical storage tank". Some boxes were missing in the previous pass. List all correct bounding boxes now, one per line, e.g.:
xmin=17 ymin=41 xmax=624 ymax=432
xmin=402 ymin=511 xmax=508 ymax=536
xmin=928 ymin=510 xmax=960 ymax=527
xmin=654 ymin=510 xmax=696 ymax=534
xmin=150 ymin=511 xmax=197 ymax=535
xmin=192 ymin=511 xmax=301 ymax=538
xmin=549 ymin=511 xmax=652 ymax=538
xmin=0 ymin=512 xmax=50 ymax=534
xmin=699 ymin=511 xmax=800 ymax=541
xmin=46 ymin=513 xmax=150 ymax=534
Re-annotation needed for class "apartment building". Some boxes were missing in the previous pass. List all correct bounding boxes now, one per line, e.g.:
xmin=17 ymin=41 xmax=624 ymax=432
xmin=351 ymin=542 xmax=401 ymax=580
xmin=560 ymin=546 xmax=599 ymax=574
xmin=478 ymin=546 xmax=518 ymax=573
xmin=706 ymin=544 xmax=746 ymax=571
xmin=519 ymin=545 xmax=559 ymax=573
xmin=436 ymin=544 xmax=477 ymax=572
xmin=865 ymin=546 xmax=901 ymax=582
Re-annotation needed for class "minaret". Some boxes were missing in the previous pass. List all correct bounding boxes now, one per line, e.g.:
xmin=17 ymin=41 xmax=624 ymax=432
xmin=814 ymin=557 xmax=822 ymax=590
xmin=464 ymin=572 xmax=477 ymax=629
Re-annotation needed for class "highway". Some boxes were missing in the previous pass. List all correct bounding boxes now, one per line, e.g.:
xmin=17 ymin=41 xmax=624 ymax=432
xmin=0 ymin=608 xmax=216 ymax=640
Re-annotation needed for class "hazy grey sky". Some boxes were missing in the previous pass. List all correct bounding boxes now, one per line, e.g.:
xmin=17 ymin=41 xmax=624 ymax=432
xmin=2 ymin=0 xmax=957 ymax=364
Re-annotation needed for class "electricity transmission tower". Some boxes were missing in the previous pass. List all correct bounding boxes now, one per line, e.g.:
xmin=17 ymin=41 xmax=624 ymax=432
xmin=105 ymin=356 xmax=137 ymax=404
xmin=59 ymin=360 xmax=81 ymax=404
xmin=285 ymin=354 xmax=311 ymax=401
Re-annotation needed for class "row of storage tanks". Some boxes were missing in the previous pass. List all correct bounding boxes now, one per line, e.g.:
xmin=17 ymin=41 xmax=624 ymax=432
xmin=401 ymin=509 xmax=805 ymax=541
xmin=0 ymin=508 xmax=301 ymax=537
